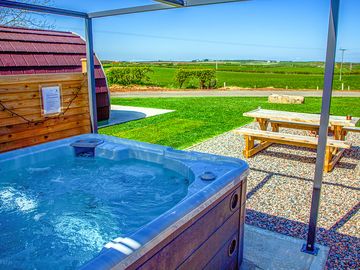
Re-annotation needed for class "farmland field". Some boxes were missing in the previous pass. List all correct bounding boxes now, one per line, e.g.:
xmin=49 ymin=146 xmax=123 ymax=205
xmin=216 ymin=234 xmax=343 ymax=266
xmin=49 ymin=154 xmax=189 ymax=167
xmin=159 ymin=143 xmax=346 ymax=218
xmin=102 ymin=60 xmax=360 ymax=90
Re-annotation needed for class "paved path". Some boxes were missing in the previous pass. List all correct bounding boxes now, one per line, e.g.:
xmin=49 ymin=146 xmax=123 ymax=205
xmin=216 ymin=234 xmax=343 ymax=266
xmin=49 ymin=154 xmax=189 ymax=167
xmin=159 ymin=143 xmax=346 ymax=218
xmin=112 ymin=90 xmax=360 ymax=98
xmin=99 ymin=105 xmax=174 ymax=128
xmin=241 ymin=225 xmax=328 ymax=270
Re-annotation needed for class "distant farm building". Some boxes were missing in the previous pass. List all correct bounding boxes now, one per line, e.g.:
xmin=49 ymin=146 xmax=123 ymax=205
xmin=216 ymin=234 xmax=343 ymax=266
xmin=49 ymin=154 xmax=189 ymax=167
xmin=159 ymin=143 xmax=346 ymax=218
xmin=0 ymin=25 xmax=110 ymax=122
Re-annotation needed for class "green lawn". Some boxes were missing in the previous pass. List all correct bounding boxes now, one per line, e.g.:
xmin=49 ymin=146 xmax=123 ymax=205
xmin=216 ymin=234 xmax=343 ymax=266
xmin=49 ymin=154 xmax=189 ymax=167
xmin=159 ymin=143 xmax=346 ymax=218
xmin=99 ymin=97 xmax=360 ymax=149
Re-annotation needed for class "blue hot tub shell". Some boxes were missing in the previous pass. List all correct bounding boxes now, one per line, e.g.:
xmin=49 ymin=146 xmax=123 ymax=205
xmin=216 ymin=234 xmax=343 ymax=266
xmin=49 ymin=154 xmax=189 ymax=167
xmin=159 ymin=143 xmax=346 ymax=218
xmin=0 ymin=134 xmax=249 ymax=269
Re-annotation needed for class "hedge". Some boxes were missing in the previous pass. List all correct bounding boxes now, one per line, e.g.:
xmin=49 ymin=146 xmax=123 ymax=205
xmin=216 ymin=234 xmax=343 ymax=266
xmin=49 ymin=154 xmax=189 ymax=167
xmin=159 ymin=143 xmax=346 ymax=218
xmin=106 ymin=67 xmax=152 ymax=86
xmin=174 ymin=69 xmax=217 ymax=89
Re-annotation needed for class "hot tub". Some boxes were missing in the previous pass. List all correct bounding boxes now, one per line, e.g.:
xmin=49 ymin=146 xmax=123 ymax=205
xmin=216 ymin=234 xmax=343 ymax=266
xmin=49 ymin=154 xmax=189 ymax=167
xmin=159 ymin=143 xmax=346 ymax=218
xmin=0 ymin=134 xmax=248 ymax=270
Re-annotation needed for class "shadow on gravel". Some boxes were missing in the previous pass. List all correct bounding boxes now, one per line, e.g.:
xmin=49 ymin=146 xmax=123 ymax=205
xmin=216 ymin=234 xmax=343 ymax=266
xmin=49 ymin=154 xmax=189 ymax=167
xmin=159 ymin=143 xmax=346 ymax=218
xmin=249 ymin=168 xmax=360 ymax=192
xmin=254 ymin=144 xmax=358 ymax=170
xmin=346 ymin=146 xmax=360 ymax=159
xmin=259 ymin=149 xmax=317 ymax=164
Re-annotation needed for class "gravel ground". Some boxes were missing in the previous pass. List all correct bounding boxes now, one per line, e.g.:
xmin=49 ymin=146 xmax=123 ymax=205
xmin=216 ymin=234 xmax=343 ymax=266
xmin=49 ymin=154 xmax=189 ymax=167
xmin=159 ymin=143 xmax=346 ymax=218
xmin=187 ymin=122 xmax=360 ymax=269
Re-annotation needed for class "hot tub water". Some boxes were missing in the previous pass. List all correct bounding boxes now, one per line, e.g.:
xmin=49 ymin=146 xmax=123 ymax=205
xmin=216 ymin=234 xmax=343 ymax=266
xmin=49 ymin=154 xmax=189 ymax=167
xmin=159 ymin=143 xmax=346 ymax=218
xmin=0 ymin=156 xmax=188 ymax=269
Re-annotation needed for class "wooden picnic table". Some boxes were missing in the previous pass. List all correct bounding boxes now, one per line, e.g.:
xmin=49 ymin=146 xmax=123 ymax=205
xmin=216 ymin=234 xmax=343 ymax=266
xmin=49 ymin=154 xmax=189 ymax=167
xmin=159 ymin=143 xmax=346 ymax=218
xmin=237 ymin=108 xmax=359 ymax=172
xmin=243 ymin=108 xmax=360 ymax=140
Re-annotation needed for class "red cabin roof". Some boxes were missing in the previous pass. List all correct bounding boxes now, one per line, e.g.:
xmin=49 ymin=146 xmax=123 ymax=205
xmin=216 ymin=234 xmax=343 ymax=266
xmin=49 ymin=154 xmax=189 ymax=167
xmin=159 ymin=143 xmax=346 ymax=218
xmin=0 ymin=25 xmax=110 ymax=121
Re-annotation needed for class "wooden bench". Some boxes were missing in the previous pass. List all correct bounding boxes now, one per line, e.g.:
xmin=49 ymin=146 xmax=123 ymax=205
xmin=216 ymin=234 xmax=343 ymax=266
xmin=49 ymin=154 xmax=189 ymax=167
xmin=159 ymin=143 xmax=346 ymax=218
xmin=343 ymin=126 xmax=360 ymax=133
xmin=337 ymin=126 xmax=360 ymax=141
xmin=269 ymin=120 xmax=360 ymax=139
xmin=269 ymin=120 xmax=320 ymax=132
xmin=233 ymin=128 xmax=351 ymax=172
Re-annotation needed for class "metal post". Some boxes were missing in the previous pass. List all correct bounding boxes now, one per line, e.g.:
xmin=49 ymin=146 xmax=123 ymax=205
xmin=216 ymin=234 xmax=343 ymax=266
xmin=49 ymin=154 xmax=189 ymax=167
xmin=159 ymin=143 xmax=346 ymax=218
xmin=302 ymin=0 xmax=340 ymax=255
xmin=85 ymin=17 xmax=98 ymax=133
xmin=0 ymin=0 xmax=87 ymax=17
xmin=339 ymin=48 xmax=346 ymax=81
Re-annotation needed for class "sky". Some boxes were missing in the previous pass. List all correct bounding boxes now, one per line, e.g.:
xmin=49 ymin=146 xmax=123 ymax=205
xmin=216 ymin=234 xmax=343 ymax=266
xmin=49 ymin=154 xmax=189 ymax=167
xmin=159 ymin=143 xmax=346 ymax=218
xmin=41 ymin=0 xmax=360 ymax=62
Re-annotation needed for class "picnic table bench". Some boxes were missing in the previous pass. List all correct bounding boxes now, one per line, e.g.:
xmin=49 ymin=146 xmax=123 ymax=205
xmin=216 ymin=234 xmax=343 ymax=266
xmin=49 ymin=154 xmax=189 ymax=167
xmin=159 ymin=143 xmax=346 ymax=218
xmin=235 ymin=109 xmax=359 ymax=172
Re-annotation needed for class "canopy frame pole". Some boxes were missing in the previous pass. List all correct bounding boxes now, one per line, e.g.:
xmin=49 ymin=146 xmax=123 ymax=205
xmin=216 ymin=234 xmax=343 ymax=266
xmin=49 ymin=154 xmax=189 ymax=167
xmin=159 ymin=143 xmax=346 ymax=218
xmin=88 ymin=0 xmax=249 ymax=18
xmin=302 ymin=0 xmax=340 ymax=255
xmin=0 ymin=0 xmax=87 ymax=17
xmin=85 ymin=17 xmax=98 ymax=133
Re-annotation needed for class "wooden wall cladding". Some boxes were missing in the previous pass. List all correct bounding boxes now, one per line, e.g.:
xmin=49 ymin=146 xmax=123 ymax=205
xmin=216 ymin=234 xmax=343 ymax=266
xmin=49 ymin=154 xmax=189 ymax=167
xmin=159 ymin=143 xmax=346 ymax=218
xmin=0 ymin=72 xmax=91 ymax=153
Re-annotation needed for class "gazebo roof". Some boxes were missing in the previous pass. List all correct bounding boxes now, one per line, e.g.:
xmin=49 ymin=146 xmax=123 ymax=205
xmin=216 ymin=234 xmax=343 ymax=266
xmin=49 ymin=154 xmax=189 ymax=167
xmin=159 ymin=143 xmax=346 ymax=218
xmin=0 ymin=0 xmax=342 ymax=255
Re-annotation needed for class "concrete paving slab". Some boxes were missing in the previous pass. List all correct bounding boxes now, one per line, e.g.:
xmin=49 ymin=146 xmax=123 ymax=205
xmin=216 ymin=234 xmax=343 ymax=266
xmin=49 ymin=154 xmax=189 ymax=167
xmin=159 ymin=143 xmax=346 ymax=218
xmin=99 ymin=105 xmax=174 ymax=128
xmin=242 ymin=225 xmax=329 ymax=270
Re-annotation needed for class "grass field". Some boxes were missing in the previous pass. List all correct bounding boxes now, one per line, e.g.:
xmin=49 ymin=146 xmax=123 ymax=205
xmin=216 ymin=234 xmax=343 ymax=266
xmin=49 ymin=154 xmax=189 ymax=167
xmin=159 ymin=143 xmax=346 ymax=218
xmin=102 ymin=61 xmax=360 ymax=90
xmin=99 ymin=97 xmax=360 ymax=149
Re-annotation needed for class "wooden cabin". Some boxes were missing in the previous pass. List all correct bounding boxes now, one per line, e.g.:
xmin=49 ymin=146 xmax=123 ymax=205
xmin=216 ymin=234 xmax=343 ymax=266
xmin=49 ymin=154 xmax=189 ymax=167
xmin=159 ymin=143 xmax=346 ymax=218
xmin=0 ymin=25 xmax=110 ymax=121
xmin=0 ymin=26 xmax=110 ymax=152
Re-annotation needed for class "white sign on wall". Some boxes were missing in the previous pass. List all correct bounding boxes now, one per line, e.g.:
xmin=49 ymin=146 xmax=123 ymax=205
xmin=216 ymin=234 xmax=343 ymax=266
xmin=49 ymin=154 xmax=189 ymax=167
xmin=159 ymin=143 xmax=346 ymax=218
xmin=41 ymin=85 xmax=61 ymax=115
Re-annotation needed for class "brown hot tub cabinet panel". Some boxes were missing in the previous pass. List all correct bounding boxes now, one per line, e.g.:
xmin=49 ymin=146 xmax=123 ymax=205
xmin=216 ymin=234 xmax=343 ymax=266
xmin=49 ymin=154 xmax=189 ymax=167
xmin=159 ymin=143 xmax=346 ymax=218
xmin=203 ymin=233 xmax=239 ymax=270
xmin=178 ymin=212 xmax=240 ymax=270
xmin=238 ymin=177 xmax=247 ymax=265
xmin=125 ymin=178 xmax=247 ymax=270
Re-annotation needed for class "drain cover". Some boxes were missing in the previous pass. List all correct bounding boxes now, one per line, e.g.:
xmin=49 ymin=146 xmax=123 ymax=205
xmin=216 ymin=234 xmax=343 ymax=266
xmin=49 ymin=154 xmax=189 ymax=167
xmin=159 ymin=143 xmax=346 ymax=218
xmin=200 ymin=171 xmax=217 ymax=181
